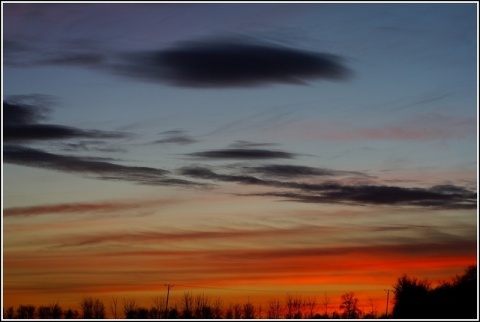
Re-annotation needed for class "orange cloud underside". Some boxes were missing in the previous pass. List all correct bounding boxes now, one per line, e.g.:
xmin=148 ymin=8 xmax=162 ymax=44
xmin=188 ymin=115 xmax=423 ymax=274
xmin=3 ymin=239 xmax=476 ymax=309
xmin=3 ymin=197 xmax=476 ymax=312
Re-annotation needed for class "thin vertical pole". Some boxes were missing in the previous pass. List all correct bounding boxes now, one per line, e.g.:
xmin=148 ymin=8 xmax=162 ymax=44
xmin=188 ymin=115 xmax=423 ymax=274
xmin=165 ymin=284 xmax=174 ymax=318
xmin=384 ymin=289 xmax=390 ymax=317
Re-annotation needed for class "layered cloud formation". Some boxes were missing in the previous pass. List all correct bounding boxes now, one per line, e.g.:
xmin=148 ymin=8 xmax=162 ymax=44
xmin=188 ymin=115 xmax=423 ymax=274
xmin=3 ymin=96 xmax=201 ymax=188
xmin=4 ymin=94 xmax=476 ymax=210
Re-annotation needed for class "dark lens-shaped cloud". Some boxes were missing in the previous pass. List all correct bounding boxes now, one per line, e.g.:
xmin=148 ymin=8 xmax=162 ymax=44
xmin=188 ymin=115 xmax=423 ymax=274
xmin=4 ymin=145 xmax=202 ymax=187
xmin=187 ymin=148 xmax=296 ymax=160
xmin=5 ymin=38 xmax=351 ymax=88
xmin=118 ymin=39 xmax=351 ymax=87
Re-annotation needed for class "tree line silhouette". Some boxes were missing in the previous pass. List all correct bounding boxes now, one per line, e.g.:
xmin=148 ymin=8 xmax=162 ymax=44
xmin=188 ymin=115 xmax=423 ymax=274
xmin=3 ymin=265 xmax=476 ymax=319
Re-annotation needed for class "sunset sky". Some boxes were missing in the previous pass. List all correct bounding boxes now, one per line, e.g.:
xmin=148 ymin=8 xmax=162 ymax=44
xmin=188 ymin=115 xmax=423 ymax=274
xmin=2 ymin=2 xmax=478 ymax=317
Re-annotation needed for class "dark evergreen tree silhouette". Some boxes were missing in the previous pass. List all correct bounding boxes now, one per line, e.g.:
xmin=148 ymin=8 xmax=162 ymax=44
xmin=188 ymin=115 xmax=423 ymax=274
xmin=392 ymin=266 xmax=477 ymax=319
xmin=392 ymin=275 xmax=430 ymax=318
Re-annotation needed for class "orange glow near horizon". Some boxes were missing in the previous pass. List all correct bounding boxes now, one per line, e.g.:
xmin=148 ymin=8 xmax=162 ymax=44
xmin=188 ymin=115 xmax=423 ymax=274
xmin=2 ymin=159 xmax=477 ymax=317
xmin=3 ymin=220 xmax=476 ymax=313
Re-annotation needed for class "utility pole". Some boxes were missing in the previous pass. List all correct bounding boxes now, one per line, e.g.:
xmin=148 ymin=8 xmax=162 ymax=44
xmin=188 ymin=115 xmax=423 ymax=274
xmin=384 ymin=289 xmax=390 ymax=317
xmin=164 ymin=284 xmax=174 ymax=318
xmin=323 ymin=292 xmax=330 ymax=317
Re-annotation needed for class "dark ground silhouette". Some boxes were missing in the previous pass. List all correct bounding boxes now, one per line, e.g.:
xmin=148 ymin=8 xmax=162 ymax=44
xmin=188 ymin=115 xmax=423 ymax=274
xmin=3 ymin=265 xmax=477 ymax=319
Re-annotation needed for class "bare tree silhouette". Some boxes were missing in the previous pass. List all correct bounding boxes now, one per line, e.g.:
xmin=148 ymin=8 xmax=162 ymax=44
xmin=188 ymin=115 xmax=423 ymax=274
xmin=64 ymin=308 xmax=79 ymax=319
xmin=228 ymin=302 xmax=243 ymax=319
xmin=151 ymin=296 xmax=166 ymax=318
xmin=80 ymin=297 xmax=94 ymax=319
xmin=321 ymin=292 xmax=331 ymax=318
xmin=3 ymin=306 xmax=15 ymax=319
xmin=193 ymin=293 xmax=212 ymax=318
xmin=16 ymin=305 xmax=36 ymax=319
xmin=37 ymin=303 xmax=62 ymax=319
xmin=93 ymin=298 xmax=106 ymax=318
xmin=211 ymin=297 xmax=224 ymax=318
xmin=266 ymin=297 xmax=284 ymax=318
xmin=79 ymin=297 xmax=105 ymax=319
xmin=109 ymin=297 xmax=118 ymax=319
xmin=340 ymin=292 xmax=362 ymax=318
xmin=122 ymin=298 xmax=138 ymax=319
xmin=243 ymin=300 xmax=256 ymax=319
xmin=364 ymin=297 xmax=378 ymax=318
xmin=285 ymin=293 xmax=304 ymax=319
xmin=304 ymin=296 xmax=318 ymax=318
xmin=180 ymin=292 xmax=194 ymax=318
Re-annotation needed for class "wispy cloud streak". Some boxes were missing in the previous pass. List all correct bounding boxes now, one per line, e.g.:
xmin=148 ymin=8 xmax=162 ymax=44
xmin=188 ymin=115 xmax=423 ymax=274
xmin=244 ymin=164 xmax=366 ymax=178
xmin=4 ymin=145 xmax=203 ymax=188
xmin=152 ymin=130 xmax=198 ymax=145
xmin=3 ymin=199 xmax=175 ymax=217
xmin=6 ymin=236 xmax=475 ymax=288
xmin=180 ymin=166 xmax=476 ymax=209
xmin=265 ymin=114 xmax=476 ymax=142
